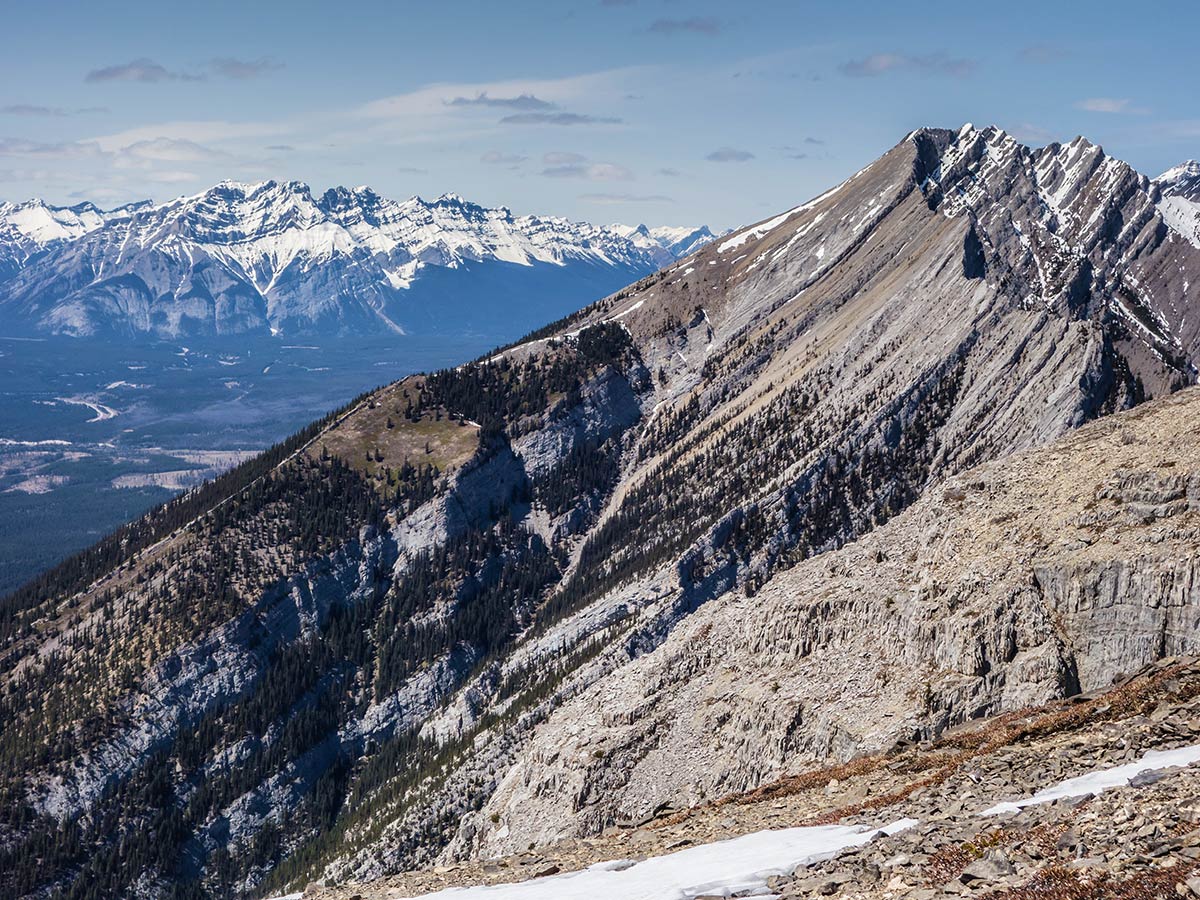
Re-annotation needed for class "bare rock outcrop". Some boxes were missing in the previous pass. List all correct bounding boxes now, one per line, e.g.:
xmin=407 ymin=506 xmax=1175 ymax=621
xmin=462 ymin=387 xmax=1200 ymax=858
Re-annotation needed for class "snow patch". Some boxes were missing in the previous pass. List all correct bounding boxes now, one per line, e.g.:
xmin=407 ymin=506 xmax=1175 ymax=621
xmin=392 ymin=819 xmax=916 ymax=899
xmin=983 ymin=743 xmax=1200 ymax=815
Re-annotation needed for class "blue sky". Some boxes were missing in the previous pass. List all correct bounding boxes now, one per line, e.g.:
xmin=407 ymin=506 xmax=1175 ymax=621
xmin=1 ymin=0 xmax=1196 ymax=230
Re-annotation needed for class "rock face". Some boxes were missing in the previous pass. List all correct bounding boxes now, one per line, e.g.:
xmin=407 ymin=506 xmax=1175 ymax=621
xmin=0 ymin=183 xmax=712 ymax=338
xmin=4 ymin=125 xmax=1200 ymax=899
xmin=304 ymin=656 xmax=1200 ymax=900
xmin=466 ymin=388 xmax=1200 ymax=859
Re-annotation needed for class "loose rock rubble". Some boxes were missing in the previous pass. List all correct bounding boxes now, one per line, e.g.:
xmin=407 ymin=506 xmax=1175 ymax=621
xmin=304 ymin=656 xmax=1200 ymax=899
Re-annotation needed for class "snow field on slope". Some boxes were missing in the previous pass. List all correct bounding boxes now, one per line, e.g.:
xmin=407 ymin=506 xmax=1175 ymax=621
xmin=382 ymin=742 xmax=1200 ymax=899
xmin=391 ymin=819 xmax=917 ymax=900
xmin=982 ymin=742 xmax=1200 ymax=815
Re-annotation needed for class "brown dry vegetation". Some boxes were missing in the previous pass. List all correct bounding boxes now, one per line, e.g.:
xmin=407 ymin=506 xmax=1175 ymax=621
xmin=723 ymin=656 xmax=1200 ymax=823
xmin=311 ymin=377 xmax=479 ymax=488
xmin=979 ymin=862 xmax=1200 ymax=900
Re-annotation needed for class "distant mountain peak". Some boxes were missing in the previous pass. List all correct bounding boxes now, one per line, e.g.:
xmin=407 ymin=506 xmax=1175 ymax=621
xmin=0 ymin=182 xmax=718 ymax=338
xmin=610 ymin=222 xmax=723 ymax=264
xmin=1158 ymin=160 xmax=1200 ymax=202
xmin=1155 ymin=160 xmax=1200 ymax=249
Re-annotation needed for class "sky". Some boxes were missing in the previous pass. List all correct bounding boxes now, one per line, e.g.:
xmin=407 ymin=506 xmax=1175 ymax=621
xmin=1 ymin=0 xmax=1197 ymax=230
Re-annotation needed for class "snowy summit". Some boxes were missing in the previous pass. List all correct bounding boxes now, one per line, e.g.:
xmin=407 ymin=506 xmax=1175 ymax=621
xmin=0 ymin=182 xmax=716 ymax=339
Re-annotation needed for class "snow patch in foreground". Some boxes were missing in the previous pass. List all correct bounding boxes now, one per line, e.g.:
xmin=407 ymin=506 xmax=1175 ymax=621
xmin=391 ymin=819 xmax=916 ymax=900
xmin=983 ymin=743 xmax=1200 ymax=815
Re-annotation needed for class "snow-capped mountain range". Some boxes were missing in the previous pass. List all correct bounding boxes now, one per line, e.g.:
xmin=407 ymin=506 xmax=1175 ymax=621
xmin=1157 ymin=160 xmax=1200 ymax=250
xmin=0 ymin=182 xmax=715 ymax=339
xmin=610 ymin=222 xmax=720 ymax=261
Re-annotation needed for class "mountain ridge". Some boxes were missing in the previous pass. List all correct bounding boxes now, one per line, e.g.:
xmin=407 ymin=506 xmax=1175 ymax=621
xmin=3 ymin=124 xmax=1200 ymax=899
xmin=0 ymin=183 xmax=715 ymax=339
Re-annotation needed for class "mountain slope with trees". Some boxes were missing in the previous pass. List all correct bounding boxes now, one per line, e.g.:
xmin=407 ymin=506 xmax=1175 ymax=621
xmin=3 ymin=125 xmax=1200 ymax=899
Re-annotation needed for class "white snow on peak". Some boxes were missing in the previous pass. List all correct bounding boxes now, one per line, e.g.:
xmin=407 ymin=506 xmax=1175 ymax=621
xmin=1156 ymin=161 xmax=1200 ymax=245
xmin=0 ymin=182 xmax=721 ymax=336
xmin=610 ymin=223 xmax=719 ymax=265
xmin=15 ymin=183 xmax=711 ymax=285
xmin=1159 ymin=195 xmax=1200 ymax=250
xmin=0 ymin=198 xmax=122 ymax=248
xmin=1155 ymin=160 xmax=1200 ymax=249
xmin=1158 ymin=160 xmax=1200 ymax=187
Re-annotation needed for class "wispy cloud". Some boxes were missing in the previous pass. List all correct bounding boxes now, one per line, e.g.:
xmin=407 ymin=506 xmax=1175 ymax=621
xmin=88 ymin=120 xmax=292 ymax=153
xmin=210 ymin=57 xmax=284 ymax=79
xmin=580 ymin=192 xmax=672 ymax=204
xmin=1010 ymin=123 xmax=1056 ymax=144
xmin=647 ymin=17 xmax=722 ymax=36
xmin=265 ymin=144 xmax=294 ymax=152
xmin=4 ymin=104 xmax=68 ymax=117
xmin=1076 ymin=97 xmax=1148 ymax=114
xmin=0 ymin=138 xmax=104 ymax=159
xmin=350 ymin=71 xmax=633 ymax=145
xmin=85 ymin=57 xmax=282 ymax=84
xmin=1149 ymin=120 xmax=1200 ymax=139
xmin=840 ymin=52 xmax=976 ymax=78
xmin=543 ymin=151 xmax=586 ymax=165
xmin=501 ymin=112 xmax=620 ymax=126
xmin=706 ymin=147 xmax=754 ymax=162
xmin=2 ymin=104 xmax=107 ymax=117
xmin=115 ymin=137 xmax=225 ymax=166
xmin=542 ymin=161 xmax=632 ymax=180
xmin=357 ymin=70 xmax=641 ymax=121
xmin=135 ymin=169 xmax=201 ymax=184
xmin=481 ymin=150 xmax=527 ymax=165
xmin=85 ymin=58 xmax=204 ymax=84
xmin=779 ymin=139 xmax=827 ymax=160
xmin=446 ymin=92 xmax=555 ymax=111
xmin=1019 ymin=44 xmax=1069 ymax=64
xmin=0 ymin=167 xmax=59 ymax=183
xmin=657 ymin=167 xmax=680 ymax=177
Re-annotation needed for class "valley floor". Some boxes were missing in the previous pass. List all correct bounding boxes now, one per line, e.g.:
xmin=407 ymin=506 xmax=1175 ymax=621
xmin=301 ymin=655 xmax=1200 ymax=899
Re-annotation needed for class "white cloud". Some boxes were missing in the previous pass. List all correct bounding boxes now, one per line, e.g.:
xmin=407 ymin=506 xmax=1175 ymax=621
xmin=118 ymin=138 xmax=225 ymax=163
xmin=542 ymin=161 xmax=633 ymax=180
xmin=112 ymin=138 xmax=226 ymax=172
xmin=85 ymin=58 xmax=203 ymax=84
xmin=706 ymin=147 xmax=754 ymax=162
xmin=543 ymin=151 xmax=587 ymax=165
xmin=356 ymin=69 xmax=642 ymax=121
xmin=0 ymin=138 xmax=104 ymax=159
xmin=481 ymin=150 xmax=527 ymax=165
xmin=87 ymin=120 xmax=291 ymax=153
xmin=1076 ymin=98 xmax=1148 ymax=114
xmin=840 ymin=52 xmax=976 ymax=78
xmin=580 ymin=192 xmax=672 ymax=204
xmin=210 ymin=57 xmax=284 ymax=80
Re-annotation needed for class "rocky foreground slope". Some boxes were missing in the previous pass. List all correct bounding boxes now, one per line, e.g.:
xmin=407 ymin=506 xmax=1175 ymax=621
xmin=302 ymin=657 xmax=1200 ymax=900
xmin=306 ymin=653 xmax=1200 ymax=900
xmin=455 ymin=380 xmax=1200 ymax=859
xmin=3 ymin=125 xmax=1200 ymax=899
